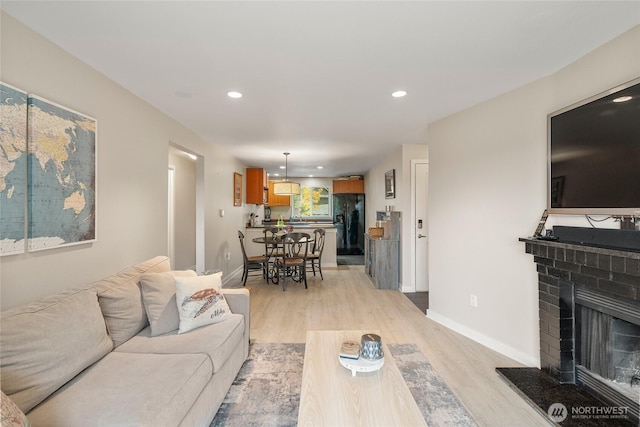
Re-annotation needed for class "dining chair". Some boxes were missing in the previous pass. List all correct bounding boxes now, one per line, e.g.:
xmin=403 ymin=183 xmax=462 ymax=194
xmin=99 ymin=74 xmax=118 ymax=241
xmin=307 ymin=228 xmax=326 ymax=280
xmin=263 ymin=227 xmax=285 ymax=257
xmin=275 ymin=232 xmax=310 ymax=291
xmin=237 ymin=230 xmax=268 ymax=286
xmin=263 ymin=227 xmax=284 ymax=283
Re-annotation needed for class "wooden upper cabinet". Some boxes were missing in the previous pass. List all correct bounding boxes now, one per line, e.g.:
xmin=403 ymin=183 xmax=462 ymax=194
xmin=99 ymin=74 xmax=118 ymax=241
xmin=266 ymin=181 xmax=291 ymax=206
xmin=333 ymin=179 xmax=364 ymax=194
xmin=246 ymin=168 xmax=268 ymax=204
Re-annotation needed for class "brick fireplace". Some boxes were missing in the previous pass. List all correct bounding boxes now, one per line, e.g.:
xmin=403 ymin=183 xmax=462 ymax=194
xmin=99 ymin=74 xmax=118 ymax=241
xmin=523 ymin=237 xmax=640 ymax=422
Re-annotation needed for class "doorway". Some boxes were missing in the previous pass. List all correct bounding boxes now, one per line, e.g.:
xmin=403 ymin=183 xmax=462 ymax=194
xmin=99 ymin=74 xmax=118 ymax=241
xmin=411 ymin=159 xmax=429 ymax=292
xmin=168 ymin=144 xmax=204 ymax=272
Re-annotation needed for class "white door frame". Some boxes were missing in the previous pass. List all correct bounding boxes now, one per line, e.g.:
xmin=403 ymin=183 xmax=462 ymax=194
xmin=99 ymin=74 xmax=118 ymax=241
xmin=194 ymin=155 xmax=205 ymax=273
xmin=168 ymin=165 xmax=175 ymax=269
xmin=409 ymin=159 xmax=429 ymax=293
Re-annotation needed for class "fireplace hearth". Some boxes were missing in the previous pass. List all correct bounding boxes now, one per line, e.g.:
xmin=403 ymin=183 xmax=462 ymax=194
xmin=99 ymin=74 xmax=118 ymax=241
xmin=518 ymin=236 xmax=640 ymax=425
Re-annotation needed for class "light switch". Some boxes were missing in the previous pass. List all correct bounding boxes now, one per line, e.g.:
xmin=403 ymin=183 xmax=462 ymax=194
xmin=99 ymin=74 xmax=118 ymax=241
xmin=219 ymin=209 xmax=224 ymax=217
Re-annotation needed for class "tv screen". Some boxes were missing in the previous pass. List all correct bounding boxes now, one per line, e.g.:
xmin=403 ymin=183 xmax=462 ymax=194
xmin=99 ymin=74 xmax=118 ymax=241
xmin=548 ymin=78 xmax=640 ymax=215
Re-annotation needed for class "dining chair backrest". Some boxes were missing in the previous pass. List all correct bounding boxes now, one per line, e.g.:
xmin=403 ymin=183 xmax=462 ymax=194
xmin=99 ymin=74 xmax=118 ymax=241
xmin=237 ymin=230 xmax=250 ymax=261
xmin=263 ymin=227 xmax=283 ymax=257
xmin=263 ymin=227 xmax=280 ymax=239
xmin=282 ymin=232 xmax=311 ymax=259
xmin=312 ymin=228 xmax=326 ymax=256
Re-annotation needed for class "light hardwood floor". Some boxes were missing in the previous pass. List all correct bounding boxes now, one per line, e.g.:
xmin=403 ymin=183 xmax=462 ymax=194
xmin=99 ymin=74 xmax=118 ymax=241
xmin=233 ymin=265 xmax=551 ymax=426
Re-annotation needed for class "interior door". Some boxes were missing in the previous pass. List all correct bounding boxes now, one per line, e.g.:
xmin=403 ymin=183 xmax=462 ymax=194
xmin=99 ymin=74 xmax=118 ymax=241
xmin=414 ymin=162 xmax=429 ymax=291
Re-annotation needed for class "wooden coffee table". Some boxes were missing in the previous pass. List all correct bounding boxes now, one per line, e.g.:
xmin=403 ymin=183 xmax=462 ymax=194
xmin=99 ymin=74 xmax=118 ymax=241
xmin=298 ymin=330 xmax=427 ymax=426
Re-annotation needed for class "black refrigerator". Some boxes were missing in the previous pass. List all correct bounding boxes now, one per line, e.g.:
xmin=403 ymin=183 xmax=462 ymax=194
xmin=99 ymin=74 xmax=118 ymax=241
xmin=333 ymin=194 xmax=365 ymax=255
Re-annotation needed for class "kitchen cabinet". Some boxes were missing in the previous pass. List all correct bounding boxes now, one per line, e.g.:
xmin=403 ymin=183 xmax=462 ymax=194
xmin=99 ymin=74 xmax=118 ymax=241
xmin=246 ymin=168 xmax=268 ymax=204
xmin=333 ymin=179 xmax=364 ymax=194
xmin=266 ymin=181 xmax=291 ymax=206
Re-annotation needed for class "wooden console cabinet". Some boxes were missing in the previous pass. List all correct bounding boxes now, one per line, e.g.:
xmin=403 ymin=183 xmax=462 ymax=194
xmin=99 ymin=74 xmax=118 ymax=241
xmin=364 ymin=235 xmax=399 ymax=290
xmin=246 ymin=168 xmax=268 ymax=204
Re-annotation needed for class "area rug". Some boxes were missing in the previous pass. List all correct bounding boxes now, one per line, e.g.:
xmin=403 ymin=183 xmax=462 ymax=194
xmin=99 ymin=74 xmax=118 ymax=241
xmin=211 ymin=343 xmax=476 ymax=426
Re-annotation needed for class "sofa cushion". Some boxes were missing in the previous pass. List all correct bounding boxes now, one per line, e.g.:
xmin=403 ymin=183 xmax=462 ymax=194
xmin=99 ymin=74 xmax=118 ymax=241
xmin=175 ymin=272 xmax=232 ymax=334
xmin=92 ymin=256 xmax=170 ymax=347
xmin=0 ymin=289 xmax=113 ymax=413
xmin=115 ymin=313 xmax=244 ymax=374
xmin=26 ymin=352 xmax=212 ymax=427
xmin=139 ymin=270 xmax=197 ymax=336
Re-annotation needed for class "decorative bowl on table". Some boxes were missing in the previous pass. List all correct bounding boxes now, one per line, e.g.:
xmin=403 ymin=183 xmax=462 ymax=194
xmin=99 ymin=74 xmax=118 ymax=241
xmin=338 ymin=335 xmax=385 ymax=376
xmin=360 ymin=333 xmax=384 ymax=360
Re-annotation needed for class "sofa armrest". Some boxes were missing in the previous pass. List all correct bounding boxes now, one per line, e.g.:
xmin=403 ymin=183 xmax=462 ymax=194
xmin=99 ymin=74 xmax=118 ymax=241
xmin=222 ymin=288 xmax=250 ymax=318
xmin=221 ymin=288 xmax=250 ymax=358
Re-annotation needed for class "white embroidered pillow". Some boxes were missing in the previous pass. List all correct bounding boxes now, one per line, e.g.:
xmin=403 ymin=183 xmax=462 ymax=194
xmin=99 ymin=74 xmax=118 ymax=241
xmin=1 ymin=391 xmax=30 ymax=427
xmin=175 ymin=272 xmax=232 ymax=334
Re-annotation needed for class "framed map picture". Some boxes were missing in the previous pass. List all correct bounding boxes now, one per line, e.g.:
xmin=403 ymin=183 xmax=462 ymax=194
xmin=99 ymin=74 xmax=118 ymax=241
xmin=0 ymin=82 xmax=28 ymax=256
xmin=233 ymin=172 xmax=242 ymax=206
xmin=27 ymin=95 xmax=97 ymax=251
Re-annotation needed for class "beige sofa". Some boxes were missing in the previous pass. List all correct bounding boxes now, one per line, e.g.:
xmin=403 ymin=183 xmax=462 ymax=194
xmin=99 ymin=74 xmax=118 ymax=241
xmin=0 ymin=256 xmax=250 ymax=426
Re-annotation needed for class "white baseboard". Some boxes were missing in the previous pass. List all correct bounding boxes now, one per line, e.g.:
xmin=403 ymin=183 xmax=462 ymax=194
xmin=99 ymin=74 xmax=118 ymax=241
xmin=426 ymin=310 xmax=540 ymax=368
xmin=222 ymin=266 xmax=244 ymax=286
xmin=401 ymin=282 xmax=415 ymax=293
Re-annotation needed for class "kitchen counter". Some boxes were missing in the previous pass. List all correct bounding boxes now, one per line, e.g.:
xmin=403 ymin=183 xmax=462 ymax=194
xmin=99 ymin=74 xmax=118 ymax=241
xmin=248 ymin=222 xmax=337 ymax=229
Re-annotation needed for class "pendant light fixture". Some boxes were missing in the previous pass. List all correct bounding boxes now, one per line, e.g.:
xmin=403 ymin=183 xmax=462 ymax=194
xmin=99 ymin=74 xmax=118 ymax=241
xmin=273 ymin=152 xmax=301 ymax=195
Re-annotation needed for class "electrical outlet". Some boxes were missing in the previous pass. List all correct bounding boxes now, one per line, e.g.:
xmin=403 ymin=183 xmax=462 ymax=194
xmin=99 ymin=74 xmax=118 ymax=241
xmin=470 ymin=294 xmax=478 ymax=308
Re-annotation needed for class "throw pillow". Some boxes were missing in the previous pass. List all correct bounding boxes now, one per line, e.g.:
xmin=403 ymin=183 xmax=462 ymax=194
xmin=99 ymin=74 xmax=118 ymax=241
xmin=140 ymin=270 xmax=197 ymax=336
xmin=175 ymin=272 xmax=232 ymax=334
xmin=1 ymin=391 xmax=30 ymax=427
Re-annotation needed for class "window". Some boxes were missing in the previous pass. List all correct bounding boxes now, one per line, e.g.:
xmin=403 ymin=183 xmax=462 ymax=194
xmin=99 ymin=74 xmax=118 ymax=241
xmin=292 ymin=186 xmax=330 ymax=217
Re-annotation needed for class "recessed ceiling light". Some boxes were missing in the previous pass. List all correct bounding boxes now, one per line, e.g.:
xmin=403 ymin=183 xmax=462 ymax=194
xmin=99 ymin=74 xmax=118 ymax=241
xmin=392 ymin=90 xmax=407 ymax=98
xmin=613 ymin=95 xmax=632 ymax=103
xmin=227 ymin=91 xmax=243 ymax=99
xmin=317 ymin=166 xmax=323 ymax=169
xmin=280 ymin=165 xmax=286 ymax=169
xmin=308 ymin=175 xmax=314 ymax=178
xmin=273 ymin=173 xmax=280 ymax=177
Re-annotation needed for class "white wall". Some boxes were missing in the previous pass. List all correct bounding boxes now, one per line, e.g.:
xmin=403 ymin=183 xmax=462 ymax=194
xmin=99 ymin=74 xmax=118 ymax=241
xmin=366 ymin=144 xmax=428 ymax=291
xmin=427 ymin=26 xmax=640 ymax=366
xmin=0 ymin=14 xmax=248 ymax=309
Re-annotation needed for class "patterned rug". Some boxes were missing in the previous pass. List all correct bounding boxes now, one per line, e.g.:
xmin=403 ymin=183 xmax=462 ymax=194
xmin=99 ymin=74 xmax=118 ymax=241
xmin=211 ymin=343 xmax=476 ymax=426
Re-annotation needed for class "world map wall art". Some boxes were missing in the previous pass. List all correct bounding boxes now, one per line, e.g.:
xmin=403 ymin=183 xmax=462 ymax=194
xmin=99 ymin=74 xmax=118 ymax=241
xmin=0 ymin=82 xmax=97 ymax=255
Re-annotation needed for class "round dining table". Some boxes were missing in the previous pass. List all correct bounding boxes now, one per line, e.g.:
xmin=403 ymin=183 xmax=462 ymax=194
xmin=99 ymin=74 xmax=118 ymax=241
xmin=252 ymin=235 xmax=314 ymax=284
xmin=251 ymin=235 xmax=315 ymax=246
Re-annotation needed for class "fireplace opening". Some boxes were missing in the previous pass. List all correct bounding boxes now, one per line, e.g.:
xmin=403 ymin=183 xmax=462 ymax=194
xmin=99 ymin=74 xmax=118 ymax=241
xmin=575 ymin=286 xmax=640 ymax=421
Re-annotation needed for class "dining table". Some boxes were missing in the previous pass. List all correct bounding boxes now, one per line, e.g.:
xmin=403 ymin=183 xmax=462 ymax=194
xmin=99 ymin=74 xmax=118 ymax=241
xmin=252 ymin=235 xmax=314 ymax=284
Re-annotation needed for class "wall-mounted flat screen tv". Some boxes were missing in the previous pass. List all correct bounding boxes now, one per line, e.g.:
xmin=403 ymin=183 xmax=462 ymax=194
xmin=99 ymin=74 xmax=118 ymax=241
xmin=548 ymin=78 xmax=640 ymax=215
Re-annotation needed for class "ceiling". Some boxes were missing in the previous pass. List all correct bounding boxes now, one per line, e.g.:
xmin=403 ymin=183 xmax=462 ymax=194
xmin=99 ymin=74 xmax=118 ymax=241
xmin=3 ymin=1 xmax=639 ymax=178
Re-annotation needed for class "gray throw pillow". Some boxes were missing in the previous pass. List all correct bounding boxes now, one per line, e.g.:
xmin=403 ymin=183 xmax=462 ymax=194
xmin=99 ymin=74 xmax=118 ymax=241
xmin=140 ymin=270 xmax=197 ymax=336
